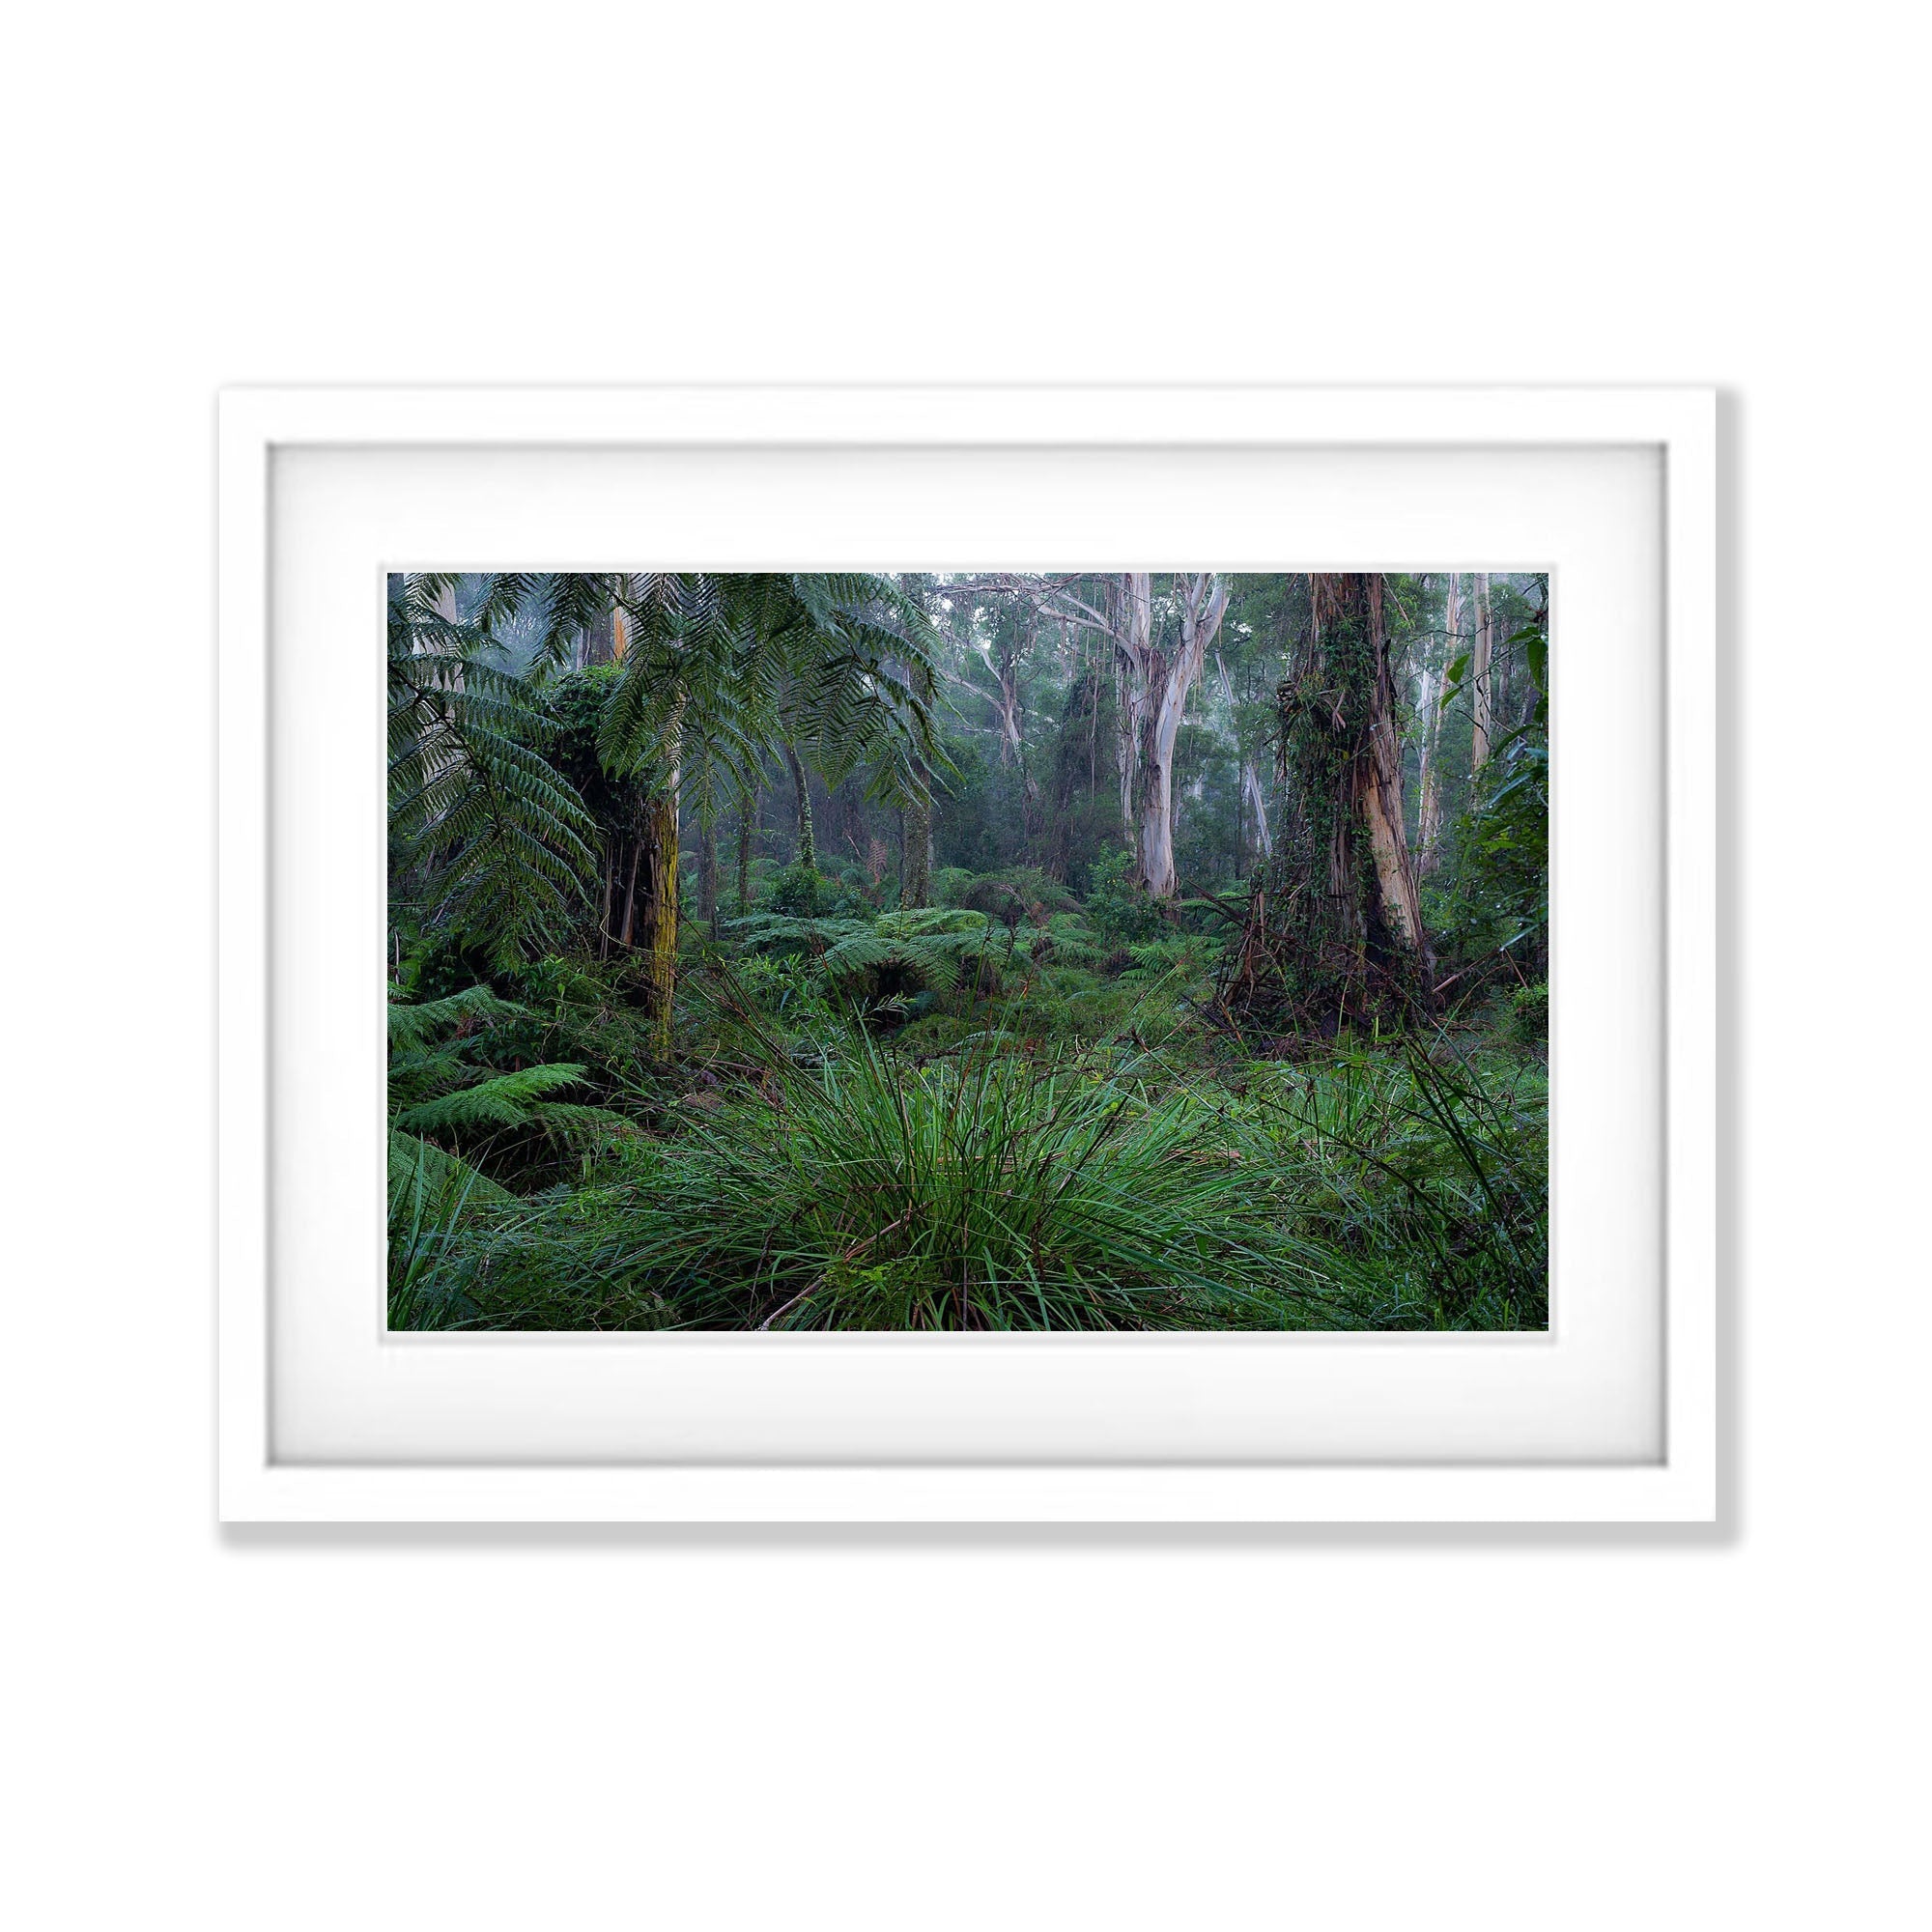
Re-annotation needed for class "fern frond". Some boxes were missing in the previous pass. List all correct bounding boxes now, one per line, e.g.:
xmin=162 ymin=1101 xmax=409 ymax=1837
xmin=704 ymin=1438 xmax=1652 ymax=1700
xmin=386 ymin=985 xmax=527 ymax=1048
xmin=394 ymin=1062 xmax=588 ymax=1134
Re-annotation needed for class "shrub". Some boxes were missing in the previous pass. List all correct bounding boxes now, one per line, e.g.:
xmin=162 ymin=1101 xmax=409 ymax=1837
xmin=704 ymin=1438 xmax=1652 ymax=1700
xmin=1505 ymin=980 xmax=1549 ymax=1045
xmin=1085 ymin=847 xmax=1170 ymax=945
xmin=764 ymin=860 xmax=825 ymax=915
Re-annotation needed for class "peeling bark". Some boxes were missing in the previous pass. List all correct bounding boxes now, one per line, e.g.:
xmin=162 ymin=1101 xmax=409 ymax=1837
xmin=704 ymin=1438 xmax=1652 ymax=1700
xmin=1106 ymin=573 xmax=1227 ymax=899
xmin=635 ymin=787 xmax=678 ymax=1051
xmin=1241 ymin=572 xmax=1433 ymax=1031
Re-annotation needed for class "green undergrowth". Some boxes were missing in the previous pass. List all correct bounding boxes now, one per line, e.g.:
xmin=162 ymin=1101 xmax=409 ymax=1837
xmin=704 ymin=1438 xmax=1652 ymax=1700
xmin=388 ymin=869 xmax=1549 ymax=1333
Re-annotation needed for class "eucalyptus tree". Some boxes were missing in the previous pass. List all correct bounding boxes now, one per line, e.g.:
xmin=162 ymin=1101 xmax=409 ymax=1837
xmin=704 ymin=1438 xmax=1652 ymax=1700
xmin=1296 ymin=571 xmax=1427 ymax=959
xmin=938 ymin=572 xmax=1229 ymax=899
xmin=1213 ymin=645 xmax=1273 ymax=866
xmin=1225 ymin=572 xmax=1431 ymax=1030
xmin=1470 ymin=572 xmax=1495 ymax=772
xmin=1413 ymin=572 xmax=1459 ymax=873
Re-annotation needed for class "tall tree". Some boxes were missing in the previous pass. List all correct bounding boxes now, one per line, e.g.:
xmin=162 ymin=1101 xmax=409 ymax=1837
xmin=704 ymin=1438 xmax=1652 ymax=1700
xmin=1044 ymin=642 xmax=1104 ymax=882
xmin=956 ymin=572 xmax=1229 ymax=899
xmin=1215 ymin=645 xmax=1273 ymax=866
xmin=898 ymin=739 xmax=932 ymax=907
xmin=735 ymin=789 xmax=754 ymax=911
xmin=782 ymin=742 xmax=816 ymax=872
xmin=1126 ymin=573 xmax=1229 ymax=897
xmin=896 ymin=576 xmax=941 ymax=906
xmin=1230 ymin=573 xmax=1430 ymax=1030
xmin=1414 ymin=571 xmax=1457 ymax=872
xmin=1471 ymin=571 xmax=1494 ymax=772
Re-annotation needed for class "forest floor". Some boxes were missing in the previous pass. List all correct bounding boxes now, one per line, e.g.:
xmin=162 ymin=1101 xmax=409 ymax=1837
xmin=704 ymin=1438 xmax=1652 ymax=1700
xmin=388 ymin=860 xmax=1548 ymax=1332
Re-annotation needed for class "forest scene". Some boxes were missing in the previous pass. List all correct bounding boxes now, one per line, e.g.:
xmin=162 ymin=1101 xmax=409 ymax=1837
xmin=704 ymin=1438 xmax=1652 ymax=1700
xmin=388 ymin=568 xmax=1548 ymax=1332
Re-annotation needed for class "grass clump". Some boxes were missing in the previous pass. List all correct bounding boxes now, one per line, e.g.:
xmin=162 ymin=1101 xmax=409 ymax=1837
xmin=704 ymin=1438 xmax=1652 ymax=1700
xmin=426 ymin=1024 xmax=1355 ymax=1331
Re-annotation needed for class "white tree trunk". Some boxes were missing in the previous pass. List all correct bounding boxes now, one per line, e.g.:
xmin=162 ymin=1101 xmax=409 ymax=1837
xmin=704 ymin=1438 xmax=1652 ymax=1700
xmin=1472 ymin=571 xmax=1494 ymax=772
xmin=948 ymin=571 xmax=1227 ymax=900
xmin=1111 ymin=573 xmax=1151 ymax=860
xmin=1133 ymin=574 xmax=1229 ymax=898
xmin=1416 ymin=572 xmax=1456 ymax=869
xmin=1215 ymin=647 xmax=1273 ymax=863
xmin=1364 ymin=693 xmax=1425 ymax=951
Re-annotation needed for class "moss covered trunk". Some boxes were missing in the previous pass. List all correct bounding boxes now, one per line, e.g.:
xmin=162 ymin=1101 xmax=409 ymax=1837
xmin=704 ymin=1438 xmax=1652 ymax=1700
xmin=783 ymin=743 xmax=816 ymax=873
xmin=900 ymin=785 xmax=931 ymax=908
xmin=635 ymin=788 xmax=678 ymax=1050
xmin=1232 ymin=572 xmax=1430 ymax=1031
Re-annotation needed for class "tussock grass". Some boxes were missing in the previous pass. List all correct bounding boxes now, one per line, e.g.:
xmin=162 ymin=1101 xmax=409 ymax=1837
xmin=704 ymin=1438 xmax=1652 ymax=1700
xmin=432 ymin=1027 xmax=1348 ymax=1330
xmin=396 ymin=998 xmax=1547 ymax=1333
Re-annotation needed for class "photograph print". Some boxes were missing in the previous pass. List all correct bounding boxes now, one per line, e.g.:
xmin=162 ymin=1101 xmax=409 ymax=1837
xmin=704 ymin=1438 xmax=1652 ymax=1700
xmin=387 ymin=570 xmax=1548 ymax=1332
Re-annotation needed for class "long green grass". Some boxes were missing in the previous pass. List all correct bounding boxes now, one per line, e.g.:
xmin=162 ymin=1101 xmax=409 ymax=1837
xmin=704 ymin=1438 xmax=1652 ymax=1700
xmin=1240 ymin=1041 xmax=1548 ymax=1328
xmin=392 ymin=1006 xmax=1546 ymax=1331
xmin=419 ymin=1034 xmax=1330 ymax=1328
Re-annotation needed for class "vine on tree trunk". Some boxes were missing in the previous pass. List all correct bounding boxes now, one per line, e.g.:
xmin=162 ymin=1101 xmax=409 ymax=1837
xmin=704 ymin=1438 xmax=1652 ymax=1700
xmin=1222 ymin=573 xmax=1430 ymax=1037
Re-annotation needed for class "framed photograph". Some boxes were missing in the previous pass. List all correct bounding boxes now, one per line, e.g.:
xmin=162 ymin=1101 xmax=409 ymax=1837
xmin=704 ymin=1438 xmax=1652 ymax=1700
xmin=218 ymin=384 xmax=1715 ymax=1521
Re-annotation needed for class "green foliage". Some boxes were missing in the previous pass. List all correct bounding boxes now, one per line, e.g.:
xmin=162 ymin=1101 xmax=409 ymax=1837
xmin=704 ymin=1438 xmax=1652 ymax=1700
xmin=763 ymin=860 xmax=826 ymax=915
xmin=946 ymin=866 xmax=1075 ymax=924
xmin=591 ymin=572 xmax=944 ymax=816
xmin=1239 ymin=1042 xmax=1548 ymax=1327
xmin=822 ymin=908 xmax=998 ymax=1001
xmin=393 ymin=1062 xmax=591 ymax=1136
xmin=432 ymin=1029 xmax=1350 ymax=1331
xmin=390 ymin=570 xmax=943 ymax=974
xmin=726 ymin=910 xmax=871 ymax=959
xmin=388 ymin=577 xmax=600 ymax=971
xmin=1085 ymin=848 xmax=1170 ymax=945
xmin=400 ymin=1011 xmax=1547 ymax=1333
xmin=1504 ymin=980 xmax=1549 ymax=1046
xmin=385 ymin=983 xmax=636 ymax=1272
xmin=384 ymin=982 xmax=524 ymax=1050
xmin=388 ymin=573 xmax=1549 ymax=1334
xmin=387 ymin=1138 xmax=507 ymax=1330
xmin=724 ymin=904 xmax=1009 ymax=1010
xmin=1436 ymin=727 xmax=1548 ymax=971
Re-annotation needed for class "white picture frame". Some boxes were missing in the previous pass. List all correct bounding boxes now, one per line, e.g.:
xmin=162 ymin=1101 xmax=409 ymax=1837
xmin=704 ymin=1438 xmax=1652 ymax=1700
xmin=218 ymin=384 xmax=1716 ymax=1523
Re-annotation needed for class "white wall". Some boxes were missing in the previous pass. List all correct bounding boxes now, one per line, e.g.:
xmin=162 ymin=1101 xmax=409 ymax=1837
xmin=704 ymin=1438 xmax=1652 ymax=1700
xmin=4 ymin=5 xmax=1923 ymax=1927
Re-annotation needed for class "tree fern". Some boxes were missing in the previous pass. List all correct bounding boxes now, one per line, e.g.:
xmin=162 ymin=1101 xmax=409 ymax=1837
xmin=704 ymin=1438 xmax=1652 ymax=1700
xmin=387 ymin=575 xmax=600 ymax=968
